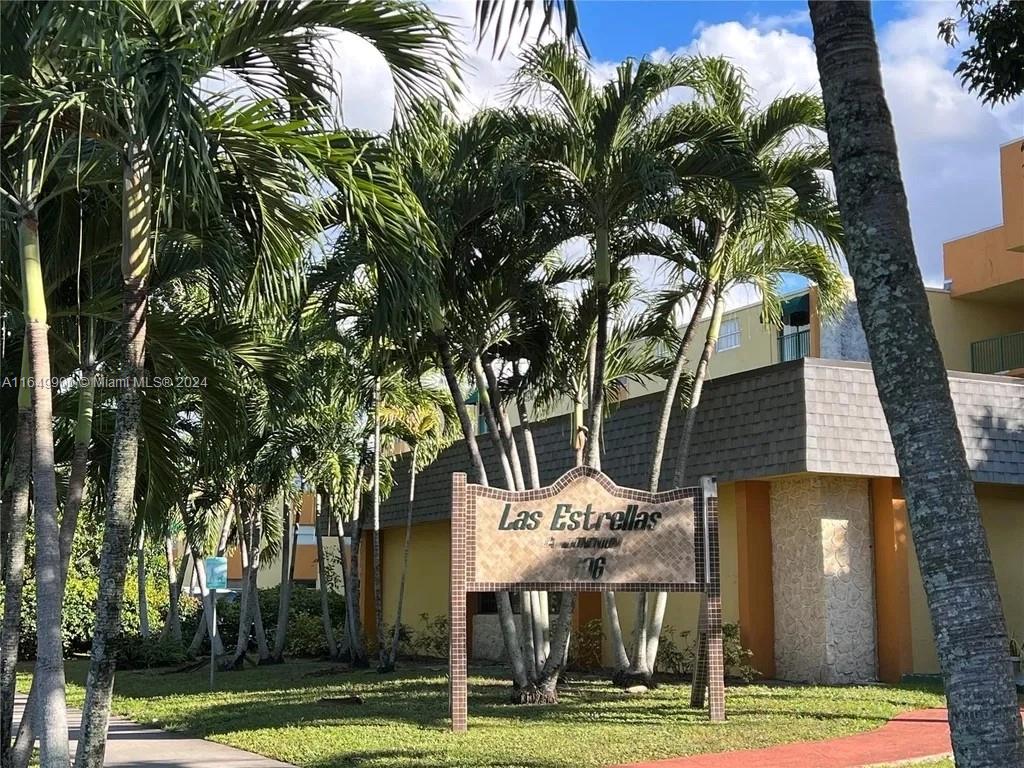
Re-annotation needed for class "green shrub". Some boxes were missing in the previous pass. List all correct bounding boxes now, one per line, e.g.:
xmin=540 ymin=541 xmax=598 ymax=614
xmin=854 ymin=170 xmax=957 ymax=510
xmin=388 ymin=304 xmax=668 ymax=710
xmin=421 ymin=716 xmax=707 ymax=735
xmin=568 ymin=618 xmax=603 ymax=670
xmin=654 ymin=622 xmax=759 ymax=682
xmin=412 ymin=613 xmax=448 ymax=659
xmin=115 ymin=634 xmax=189 ymax=669
xmin=203 ymin=585 xmax=347 ymax=659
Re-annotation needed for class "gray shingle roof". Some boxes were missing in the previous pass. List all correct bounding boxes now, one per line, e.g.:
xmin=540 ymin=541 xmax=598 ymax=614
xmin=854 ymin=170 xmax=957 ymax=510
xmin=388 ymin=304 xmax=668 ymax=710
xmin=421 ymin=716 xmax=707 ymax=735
xmin=377 ymin=358 xmax=1024 ymax=528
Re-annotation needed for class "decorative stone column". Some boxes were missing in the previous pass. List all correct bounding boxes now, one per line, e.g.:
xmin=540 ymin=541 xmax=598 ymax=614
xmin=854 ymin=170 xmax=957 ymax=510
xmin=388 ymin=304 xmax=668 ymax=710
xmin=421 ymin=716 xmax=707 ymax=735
xmin=770 ymin=475 xmax=877 ymax=683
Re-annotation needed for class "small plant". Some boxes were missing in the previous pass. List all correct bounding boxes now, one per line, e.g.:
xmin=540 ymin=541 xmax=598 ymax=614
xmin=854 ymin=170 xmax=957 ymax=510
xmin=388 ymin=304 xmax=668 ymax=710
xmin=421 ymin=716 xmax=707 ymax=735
xmin=114 ymin=634 xmax=188 ymax=670
xmin=568 ymin=618 xmax=603 ymax=670
xmin=654 ymin=622 xmax=759 ymax=682
xmin=1010 ymin=635 xmax=1022 ymax=658
xmin=413 ymin=613 xmax=449 ymax=659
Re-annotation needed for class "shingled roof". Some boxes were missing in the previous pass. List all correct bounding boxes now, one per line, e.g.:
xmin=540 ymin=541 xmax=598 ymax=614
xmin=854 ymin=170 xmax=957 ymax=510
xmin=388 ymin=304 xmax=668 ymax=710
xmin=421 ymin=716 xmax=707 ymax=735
xmin=376 ymin=358 xmax=1024 ymax=528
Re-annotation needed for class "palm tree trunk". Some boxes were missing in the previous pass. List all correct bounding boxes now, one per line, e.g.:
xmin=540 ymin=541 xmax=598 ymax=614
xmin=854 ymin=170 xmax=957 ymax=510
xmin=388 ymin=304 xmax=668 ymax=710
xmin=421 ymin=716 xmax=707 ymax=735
xmin=77 ymin=140 xmax=151 ymax=768
xmin=808 ymin=3 xmax=1024 ymax=763
xmin=634 ymin=278 xmax=716 ymax=680
xmin=515 ymin=395 xmax=541 ymax=489
xmin=484 ymin=361 xmax=525 ymax=490
xmin=316 ymin=497 xmax=338 ymax=659
xmin=438 ymin=337 xmax=529 ymax=695
xmin=161 ymin=536 xmax=182 ymax=643
xmin=372 ymin=376 xmax=386 ymax=670
xmin=21 ymin=211 xmax=70 ymax=768
xmin=1 ymin=368 xmax=32 ymax=761
xmin=436 ymin=331 xmax=488 ymax=486
xmin=248 ymin=511 xmax=269 ymax=664
xmin=272 ymin=497 xmax=294 ymax=661
xmin=60 ymin=364 xmax=95 ymax=587
xmin=584 ymin=227 xmax=610 ymax=469
xmin=252 ymin=577 xmax=270 ymax=662
xmin=630 ymin=595 xmax=649 ymax=676
xmin=470 ymin=355 xmax=537 ymax=685
xmin=521 ymin=590 xmax=538 ymax=678
xmin=497 ymin=592 xmax=531 ymax=698
xmin=231 ymin=507 xmax=255 ymax=668
xmin=137 ymin=527 xmax=150 ymax=638
xmin=671 ymin=290 xmax=725 ymax=487
xmin=643 ymin=591 xmax=668 ymax=675
xmin=345 ymin=460 xmax=368 ymax=666
xmin=648 ymin=277 xmax=714 ymax=492
xmin=471 ymin=355 xmax=515 ymax=489
xmin=603 ymin=592 xmax=630 ymax=672
xmin=388 ymin=445 xmax=418 ymax=669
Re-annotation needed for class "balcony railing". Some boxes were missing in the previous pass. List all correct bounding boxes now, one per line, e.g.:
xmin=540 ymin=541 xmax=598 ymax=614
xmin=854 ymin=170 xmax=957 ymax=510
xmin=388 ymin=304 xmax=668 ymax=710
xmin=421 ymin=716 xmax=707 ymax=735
xmin=971 ymin=331 xmax=1024 ymax=374
xmin=779 ymin=329 xmax=810 ymax=362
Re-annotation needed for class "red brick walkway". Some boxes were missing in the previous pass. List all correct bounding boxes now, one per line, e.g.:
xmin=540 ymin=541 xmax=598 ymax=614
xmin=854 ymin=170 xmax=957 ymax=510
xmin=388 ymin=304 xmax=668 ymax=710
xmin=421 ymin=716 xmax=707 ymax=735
xmin=616 ymin=707 xmax=959 ymax=768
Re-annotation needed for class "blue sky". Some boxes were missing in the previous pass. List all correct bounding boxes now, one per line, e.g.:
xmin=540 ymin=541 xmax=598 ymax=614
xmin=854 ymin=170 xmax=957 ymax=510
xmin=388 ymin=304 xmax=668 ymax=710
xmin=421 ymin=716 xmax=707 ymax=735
xmin=578 ymin=1 xmax=903 ymax=61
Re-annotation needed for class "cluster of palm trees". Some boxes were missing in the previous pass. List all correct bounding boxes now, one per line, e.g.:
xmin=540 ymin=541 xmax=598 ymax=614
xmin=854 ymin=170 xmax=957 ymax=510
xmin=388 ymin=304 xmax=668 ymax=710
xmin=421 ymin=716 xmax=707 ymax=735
xmin=0 ymin=1 xmax=848 ymax=765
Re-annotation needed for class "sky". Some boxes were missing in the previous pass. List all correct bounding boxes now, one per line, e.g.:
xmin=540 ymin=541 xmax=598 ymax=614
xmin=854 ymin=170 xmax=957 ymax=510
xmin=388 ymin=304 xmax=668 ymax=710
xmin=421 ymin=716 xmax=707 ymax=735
xmin=330 ymin=0 xmax=1023 ymax=294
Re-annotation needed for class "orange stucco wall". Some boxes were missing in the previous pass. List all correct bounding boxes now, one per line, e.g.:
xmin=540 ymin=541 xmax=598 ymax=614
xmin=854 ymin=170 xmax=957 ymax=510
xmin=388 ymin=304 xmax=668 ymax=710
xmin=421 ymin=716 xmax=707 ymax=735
xmin=943 ymin=139 xmax=1024 ymax=297
xmin=1001 ymin=140 xmax=1024 ymax=252
xmin=871 ymin=478 xmax=913 ymax=683
xmin=735 ymin=480 xmax=775 ymax=678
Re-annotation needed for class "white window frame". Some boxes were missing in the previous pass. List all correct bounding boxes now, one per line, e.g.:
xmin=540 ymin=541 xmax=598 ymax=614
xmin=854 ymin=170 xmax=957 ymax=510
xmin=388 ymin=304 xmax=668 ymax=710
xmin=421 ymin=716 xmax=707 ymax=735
xmin=717 ymin=317 xmax=741 ymax=351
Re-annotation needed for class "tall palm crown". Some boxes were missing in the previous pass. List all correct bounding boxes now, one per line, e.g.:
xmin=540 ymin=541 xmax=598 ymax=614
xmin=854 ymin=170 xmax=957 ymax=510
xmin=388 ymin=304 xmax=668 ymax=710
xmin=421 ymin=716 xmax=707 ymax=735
xmin=504 ymin=43 xmax=752 ymax=468
xmin=677 ymin=57 xmax=844 ymax=295
xmin=662 ymin=56 xmax=847 ymax=492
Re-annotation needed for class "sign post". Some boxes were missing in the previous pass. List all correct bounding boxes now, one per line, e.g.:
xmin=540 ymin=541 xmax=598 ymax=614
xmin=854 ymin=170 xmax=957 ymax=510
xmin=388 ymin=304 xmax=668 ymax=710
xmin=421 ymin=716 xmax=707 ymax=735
xmin=205 ymin=556 xmax=228 ymax=691
xmin=448 ymin=466 xmax=724 ymax=731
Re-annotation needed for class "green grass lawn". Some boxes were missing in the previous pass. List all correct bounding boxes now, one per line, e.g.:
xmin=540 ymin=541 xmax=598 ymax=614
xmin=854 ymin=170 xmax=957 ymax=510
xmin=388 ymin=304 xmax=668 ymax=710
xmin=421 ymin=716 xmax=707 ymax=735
xmin=34 ymin=660 xmax=945 ymax=768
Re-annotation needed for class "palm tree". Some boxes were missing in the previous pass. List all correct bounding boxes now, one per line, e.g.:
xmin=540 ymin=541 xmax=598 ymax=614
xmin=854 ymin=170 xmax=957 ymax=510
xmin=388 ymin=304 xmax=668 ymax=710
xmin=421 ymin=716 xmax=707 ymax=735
xmin=380 ymin=382 xmax=457 ymax=670
xmin=668 ymin=58 xmax=844 ymax=486
xmin=808 ymin=2 xmax=1024 ymax=764
xmin=603 ymin=60 xmax=846 ymax=683
xmin=25 ymin=2 xmax=460 ymax=761
xmin=507 ymin=42 xmax=729 ymax=470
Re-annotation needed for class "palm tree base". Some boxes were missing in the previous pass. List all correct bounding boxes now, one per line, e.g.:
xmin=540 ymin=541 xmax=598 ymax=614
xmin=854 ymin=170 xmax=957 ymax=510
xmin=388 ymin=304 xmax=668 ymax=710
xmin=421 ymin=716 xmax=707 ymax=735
xmin=510 ymin=681 xmax=559 ymax=705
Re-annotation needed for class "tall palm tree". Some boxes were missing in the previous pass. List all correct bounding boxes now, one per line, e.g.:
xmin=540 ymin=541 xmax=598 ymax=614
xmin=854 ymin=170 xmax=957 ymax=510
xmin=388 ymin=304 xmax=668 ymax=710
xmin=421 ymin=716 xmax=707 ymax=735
xmin=507 ymin=42 xmax=733 ymax=470
xmin=808 ymin=2 xmax=1024 ymax=764
xmin=668 ymin=58 xmax=844 ymax=487
xmin=602 ymin=60 xmax=846 ymax=683
xmin=380 ymin=381 xmax=458 ymax=670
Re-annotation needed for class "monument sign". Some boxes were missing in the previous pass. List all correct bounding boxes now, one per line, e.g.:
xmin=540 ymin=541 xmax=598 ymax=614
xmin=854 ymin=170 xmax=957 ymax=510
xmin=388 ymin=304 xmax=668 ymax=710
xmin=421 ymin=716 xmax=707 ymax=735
xmin=449 ymin=466 xmax=724 ymax=731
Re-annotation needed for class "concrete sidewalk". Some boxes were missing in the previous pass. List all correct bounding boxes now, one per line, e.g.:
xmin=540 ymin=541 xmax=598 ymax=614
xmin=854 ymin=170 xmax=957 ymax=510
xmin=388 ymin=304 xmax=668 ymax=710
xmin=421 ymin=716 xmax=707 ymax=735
xmin=13 ymin=695 xmax=295 ymax=768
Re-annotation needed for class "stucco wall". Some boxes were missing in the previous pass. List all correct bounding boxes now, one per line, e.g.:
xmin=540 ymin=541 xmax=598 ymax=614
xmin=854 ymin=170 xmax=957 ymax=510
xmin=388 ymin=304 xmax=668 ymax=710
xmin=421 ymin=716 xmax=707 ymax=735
xmin=769 ymin=476 xmax=877 ymax=683
xmin=381 ymin=520 xmax=451 ymax=638
xmin=927 ymin=290 xmax=1021 ymax=372
xmin=601 ymin=482 xmax=740 ymax=668
xmin=820 ymin=302 xmax=870 ymax=362
xmin=908 ymin=484 xmax=1024 ymax=674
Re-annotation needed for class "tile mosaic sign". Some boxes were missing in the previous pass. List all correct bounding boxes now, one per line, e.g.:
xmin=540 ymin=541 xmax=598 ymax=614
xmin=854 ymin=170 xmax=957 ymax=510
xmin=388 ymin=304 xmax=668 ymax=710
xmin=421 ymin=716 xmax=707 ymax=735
xmin=467 ymin=469 xmax=697 ymax=588
xmin=448 ymin=466 xmax=725 ymax=732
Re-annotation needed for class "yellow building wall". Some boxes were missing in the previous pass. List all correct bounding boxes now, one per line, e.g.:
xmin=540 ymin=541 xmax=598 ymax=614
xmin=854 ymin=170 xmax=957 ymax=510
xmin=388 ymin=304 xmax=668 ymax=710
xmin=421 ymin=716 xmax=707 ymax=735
xmin=256 ymin=540 xmax=340 ymax=589
xmin=907 ymin=484 xmax=1024 ymax=674
xmin=601 ymin=482 xmax=740 ymax=667
xmin=927 ymin=288 xmax=1021 ymax=372
xmin=380 ymin=520 xmax=451 ymax=637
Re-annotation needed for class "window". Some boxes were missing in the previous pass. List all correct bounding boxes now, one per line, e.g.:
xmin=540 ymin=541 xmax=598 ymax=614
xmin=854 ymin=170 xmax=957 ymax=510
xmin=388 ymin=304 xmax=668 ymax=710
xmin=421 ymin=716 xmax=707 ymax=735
xmin=717 ymin=318 xmax=741 ymax=351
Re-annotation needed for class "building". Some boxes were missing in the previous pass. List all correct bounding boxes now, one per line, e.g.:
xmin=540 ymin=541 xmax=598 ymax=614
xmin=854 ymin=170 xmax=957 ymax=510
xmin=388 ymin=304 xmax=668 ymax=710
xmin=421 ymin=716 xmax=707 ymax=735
xmin=259 ymin=139 xmax=1024 ymax=683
